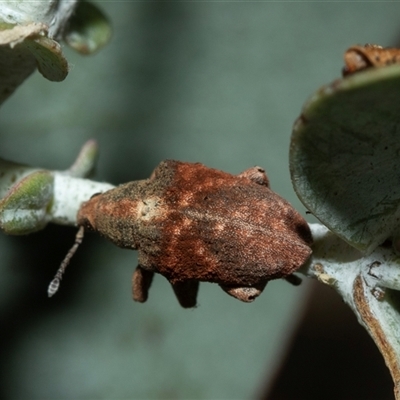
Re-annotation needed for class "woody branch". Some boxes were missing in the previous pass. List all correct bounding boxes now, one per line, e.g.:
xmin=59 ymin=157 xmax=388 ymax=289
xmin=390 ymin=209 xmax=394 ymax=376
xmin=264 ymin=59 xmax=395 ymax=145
xmin=301 ymin=224 xmax=400 ymax=399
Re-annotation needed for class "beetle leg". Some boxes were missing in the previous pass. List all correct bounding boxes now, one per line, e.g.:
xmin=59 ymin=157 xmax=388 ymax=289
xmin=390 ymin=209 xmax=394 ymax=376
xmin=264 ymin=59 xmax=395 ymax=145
xmin=132 ymin=265 xmax=154 ymax=303
xmin=170 ymin=280 xmax=199 ymax=308
xmin=284 ymin=274 xmax=302 ymax=286
xmin=238 ymin=167 xmax=269 ymax=187
xmin=219 ymin=281 xmax=267 ymax=302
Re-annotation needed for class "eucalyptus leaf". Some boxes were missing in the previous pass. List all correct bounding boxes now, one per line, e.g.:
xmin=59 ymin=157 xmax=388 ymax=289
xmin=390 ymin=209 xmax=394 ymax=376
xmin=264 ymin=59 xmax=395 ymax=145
xmin=290 ymin=65 xmax=400 ymax=253
xmin=0 ymin=170 xmax=54 ymax=234
xmin=23 ymin=35 xmax=69 ymax=81
xmin=64 ymin=0 xmax=111 ymax=55
xmin=67 ymin=139 xmax=98 ymax=178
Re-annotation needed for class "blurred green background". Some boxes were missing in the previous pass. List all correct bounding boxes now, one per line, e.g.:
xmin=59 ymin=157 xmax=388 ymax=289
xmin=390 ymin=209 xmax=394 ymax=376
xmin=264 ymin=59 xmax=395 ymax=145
xmin=1 ymin=2 xmax=400 ymax=399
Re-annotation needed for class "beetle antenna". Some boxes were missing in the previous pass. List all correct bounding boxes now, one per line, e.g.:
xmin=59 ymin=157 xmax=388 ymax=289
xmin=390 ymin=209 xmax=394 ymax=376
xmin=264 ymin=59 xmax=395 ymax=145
xmin=48 ymin=226 xmax=85 ymax=297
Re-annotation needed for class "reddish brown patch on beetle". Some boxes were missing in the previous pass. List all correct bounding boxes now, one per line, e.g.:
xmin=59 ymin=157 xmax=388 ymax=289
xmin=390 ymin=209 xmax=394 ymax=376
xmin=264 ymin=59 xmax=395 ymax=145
xmin=77 ymin=160 xmax=313 ymax=308
xmin=156 ymin=162 xmax=311 ymax=284
xmin=343 ymin=44 xmax=400 ymax=76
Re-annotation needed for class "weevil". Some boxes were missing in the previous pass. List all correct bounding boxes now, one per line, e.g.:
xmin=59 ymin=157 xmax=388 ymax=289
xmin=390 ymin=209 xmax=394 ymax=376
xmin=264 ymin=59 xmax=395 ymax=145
xmin=343 ymin=44 xmax=400 ymax=76
xmin=51 ymin=160 xmax=313 ymax=308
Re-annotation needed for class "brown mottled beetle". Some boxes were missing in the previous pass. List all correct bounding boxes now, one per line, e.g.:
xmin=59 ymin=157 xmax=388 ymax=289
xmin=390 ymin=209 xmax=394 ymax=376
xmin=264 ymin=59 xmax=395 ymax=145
xmin=76 ymin=160 xmax=312 ymax=308
xmin=343 ymin=44 xmax=400 ymax=76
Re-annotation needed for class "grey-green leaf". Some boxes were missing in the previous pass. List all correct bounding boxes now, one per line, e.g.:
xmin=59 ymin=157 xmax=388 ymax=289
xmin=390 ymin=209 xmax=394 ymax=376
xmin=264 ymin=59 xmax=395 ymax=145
xmin=0 ymin=170 xmax=54 ymax=234
xmin=64 ymin=0 xmax=111 ymax=55
xmin=67 ymin=139 xmax=98 ymax=178
xmin=290 ymin=65 xmax=400 ymax=253
xmin=23 ymin=35 xmax=69 ymax=82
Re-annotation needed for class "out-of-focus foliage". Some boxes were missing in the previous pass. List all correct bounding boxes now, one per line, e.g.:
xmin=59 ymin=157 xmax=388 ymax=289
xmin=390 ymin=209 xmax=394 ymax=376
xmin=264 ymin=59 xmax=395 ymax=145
xmin=1 ymin=2 xmax=400 ymax=399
